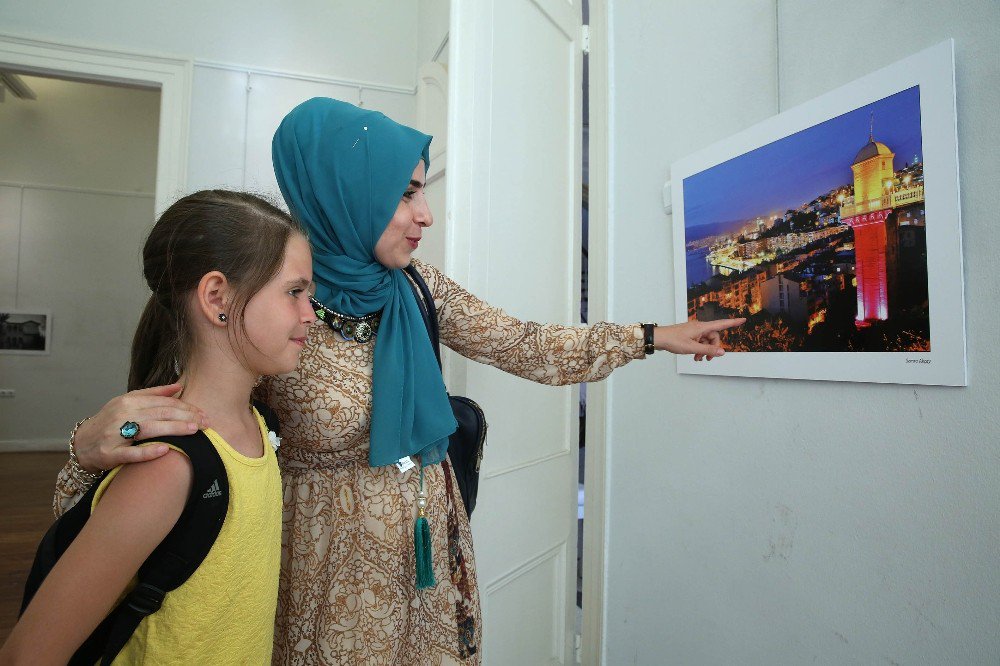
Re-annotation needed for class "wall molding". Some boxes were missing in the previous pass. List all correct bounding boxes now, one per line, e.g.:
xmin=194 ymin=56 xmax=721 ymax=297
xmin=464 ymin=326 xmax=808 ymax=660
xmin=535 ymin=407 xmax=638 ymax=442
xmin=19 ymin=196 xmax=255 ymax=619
xmin=0 ymin=181 xmax=155 ymax=199
xmin=483 ymin=447 xmax=571 ymax=480
xmin=0 ymin=439 xmax=64 ymax=453
xmin=481 ymin=540 xmax=569 ymax=664
xmin=195 ymin=59 xmax=416 ymax=96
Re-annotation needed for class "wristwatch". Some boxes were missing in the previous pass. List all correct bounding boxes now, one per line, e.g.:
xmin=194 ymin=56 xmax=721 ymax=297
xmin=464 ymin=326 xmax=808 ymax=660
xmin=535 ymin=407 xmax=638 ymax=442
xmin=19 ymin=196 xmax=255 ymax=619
xmin=642 ymin=323 xmax=657 ymax=356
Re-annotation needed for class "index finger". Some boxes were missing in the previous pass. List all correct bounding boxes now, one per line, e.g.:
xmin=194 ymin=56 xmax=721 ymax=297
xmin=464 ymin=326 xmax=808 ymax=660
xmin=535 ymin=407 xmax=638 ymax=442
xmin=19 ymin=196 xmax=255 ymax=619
xmin=125 ymin=395 xmax=200 ymax=412
xmin=132 ymin=383 xmax=184 ymax=398
xmin=700 ymin=318 xmax=746 ymax=332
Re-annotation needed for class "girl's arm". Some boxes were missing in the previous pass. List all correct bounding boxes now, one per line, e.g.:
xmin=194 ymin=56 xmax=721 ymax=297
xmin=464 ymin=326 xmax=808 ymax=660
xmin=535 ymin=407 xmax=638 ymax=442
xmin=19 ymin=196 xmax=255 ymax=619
xmin=3 ymin=450 xmax=193 ymax=665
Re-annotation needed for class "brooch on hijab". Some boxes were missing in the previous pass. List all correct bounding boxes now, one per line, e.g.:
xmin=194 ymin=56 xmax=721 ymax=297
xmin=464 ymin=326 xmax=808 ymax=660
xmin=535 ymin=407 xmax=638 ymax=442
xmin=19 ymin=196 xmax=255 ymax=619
xmin=311 ymin=297 xmax=381 ymax=344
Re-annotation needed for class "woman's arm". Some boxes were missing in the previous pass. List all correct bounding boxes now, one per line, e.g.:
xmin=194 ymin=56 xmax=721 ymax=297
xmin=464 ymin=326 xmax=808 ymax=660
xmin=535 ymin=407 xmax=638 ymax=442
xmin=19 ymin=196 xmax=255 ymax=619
xmin=69 ymin=383 xmax=205 ymax=473
xmin=412 ymin=259 xmax=742 ymax=386
xmin=4 ymin=451 xmax=193 ymax=665
xmin=51 ymin=384 xmax=205 ymax=517
xmin=53 ymin=459 xmax=92 ymax=517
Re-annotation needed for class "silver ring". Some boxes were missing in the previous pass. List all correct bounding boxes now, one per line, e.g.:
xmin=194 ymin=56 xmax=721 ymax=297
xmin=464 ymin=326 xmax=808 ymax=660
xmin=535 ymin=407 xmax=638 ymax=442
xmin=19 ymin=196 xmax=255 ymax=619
xmin=119 ymin=421 xmax=141 ymax=439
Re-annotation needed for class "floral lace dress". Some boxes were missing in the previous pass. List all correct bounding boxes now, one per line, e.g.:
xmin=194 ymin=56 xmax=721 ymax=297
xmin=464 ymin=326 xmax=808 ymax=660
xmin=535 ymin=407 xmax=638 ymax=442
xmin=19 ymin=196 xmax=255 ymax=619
xmin=54 ymin=259 xmax=645 ymax=665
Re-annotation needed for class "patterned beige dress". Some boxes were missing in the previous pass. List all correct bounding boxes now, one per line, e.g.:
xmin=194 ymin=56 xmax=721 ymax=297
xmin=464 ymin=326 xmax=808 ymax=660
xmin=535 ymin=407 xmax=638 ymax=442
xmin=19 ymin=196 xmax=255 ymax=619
xmin=55 ymin=259 xmax=645 ymax=665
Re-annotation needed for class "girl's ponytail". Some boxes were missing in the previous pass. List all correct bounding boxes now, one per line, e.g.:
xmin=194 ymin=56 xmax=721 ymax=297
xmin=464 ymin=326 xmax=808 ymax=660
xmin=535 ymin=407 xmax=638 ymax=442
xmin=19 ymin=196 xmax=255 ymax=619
xmin=128 ymin=296 xmax=179 ymax=391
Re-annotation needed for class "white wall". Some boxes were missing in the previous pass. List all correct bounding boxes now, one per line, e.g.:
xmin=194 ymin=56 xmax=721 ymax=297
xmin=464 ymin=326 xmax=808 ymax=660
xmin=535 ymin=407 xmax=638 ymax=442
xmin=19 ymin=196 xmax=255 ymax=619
xmin=0 ymin=3 xmax=432 ymax=447
xmin=185 ymin=67 xmax=415 ymax=200
xmin=604 ymin=1 xmax=999 ymax=664
xmin=2 ymin=1 xmax=422 ymax=201
xmin=0 ymin=76 xmax=159 ymax=192
xmin=0 ymin=77 xmax=158 ymax=447
xmin=0 ymin=0 xmax=418 ymax=89
xmin=418 ymin=0 xmax=451 ymax=66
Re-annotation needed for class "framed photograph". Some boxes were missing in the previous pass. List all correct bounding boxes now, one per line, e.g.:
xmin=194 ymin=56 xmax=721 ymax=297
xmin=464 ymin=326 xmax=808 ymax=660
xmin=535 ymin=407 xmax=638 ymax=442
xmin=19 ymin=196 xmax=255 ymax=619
xmin=671 ymin=39 xmax=966 ymax=386
xmin=0 ymin=309 xmax=52 ymax=355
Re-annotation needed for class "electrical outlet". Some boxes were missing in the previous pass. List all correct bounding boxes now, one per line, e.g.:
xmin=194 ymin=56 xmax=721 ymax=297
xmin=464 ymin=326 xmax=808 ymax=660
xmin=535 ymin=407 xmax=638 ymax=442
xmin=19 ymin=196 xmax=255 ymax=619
xmin=0 ymin=389 xmax=15 ymax=398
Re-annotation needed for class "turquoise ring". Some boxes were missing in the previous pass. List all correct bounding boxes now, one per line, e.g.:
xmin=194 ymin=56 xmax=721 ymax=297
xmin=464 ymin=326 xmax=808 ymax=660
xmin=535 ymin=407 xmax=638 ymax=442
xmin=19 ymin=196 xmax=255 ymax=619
xmin=119 ymin=421 xmax=141 ymax=439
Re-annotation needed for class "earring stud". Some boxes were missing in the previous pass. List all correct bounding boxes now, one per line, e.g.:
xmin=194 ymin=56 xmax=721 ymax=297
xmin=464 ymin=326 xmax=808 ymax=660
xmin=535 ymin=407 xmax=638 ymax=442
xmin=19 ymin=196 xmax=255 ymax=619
xmin=218 ymin=313 xmax=228 ymax=323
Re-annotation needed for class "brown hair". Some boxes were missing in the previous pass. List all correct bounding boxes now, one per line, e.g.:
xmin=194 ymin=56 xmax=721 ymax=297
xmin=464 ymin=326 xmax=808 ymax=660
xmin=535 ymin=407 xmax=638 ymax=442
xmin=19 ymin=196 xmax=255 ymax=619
xmin=128 ymin=190 xmax=303 ymax=391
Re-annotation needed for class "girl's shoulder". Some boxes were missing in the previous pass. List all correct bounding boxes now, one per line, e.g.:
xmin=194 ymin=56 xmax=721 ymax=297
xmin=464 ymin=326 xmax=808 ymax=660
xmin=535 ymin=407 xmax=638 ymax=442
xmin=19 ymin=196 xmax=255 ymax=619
xmin=94 ymin=448 xmax=194 ymax=512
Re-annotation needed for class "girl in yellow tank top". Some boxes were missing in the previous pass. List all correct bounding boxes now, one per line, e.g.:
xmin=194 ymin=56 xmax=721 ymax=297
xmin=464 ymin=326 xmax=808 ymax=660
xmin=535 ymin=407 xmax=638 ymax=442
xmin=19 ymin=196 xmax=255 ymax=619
xmin=1 ymin=191 xmax=316 ymax=665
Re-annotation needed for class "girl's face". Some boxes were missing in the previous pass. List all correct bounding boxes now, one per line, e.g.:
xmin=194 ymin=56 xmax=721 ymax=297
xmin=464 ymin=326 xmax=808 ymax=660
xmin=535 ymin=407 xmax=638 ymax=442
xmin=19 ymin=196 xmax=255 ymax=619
xmin=240 ymin=233 xmax=316 ymax=375
xmin=374 ymin=162 xmax=433 ymax=269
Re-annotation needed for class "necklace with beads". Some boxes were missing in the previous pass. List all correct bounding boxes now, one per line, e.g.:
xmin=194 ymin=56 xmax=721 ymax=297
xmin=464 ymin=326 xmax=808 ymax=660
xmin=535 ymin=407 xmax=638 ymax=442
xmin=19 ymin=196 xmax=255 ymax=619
xmin=311 ymin=296 xmax=381 ymax=343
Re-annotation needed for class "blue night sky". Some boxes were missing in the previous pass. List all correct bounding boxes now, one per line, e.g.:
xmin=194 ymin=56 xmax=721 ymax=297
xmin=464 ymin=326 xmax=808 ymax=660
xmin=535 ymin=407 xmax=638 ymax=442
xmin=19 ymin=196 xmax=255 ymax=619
xmin=683 ymin=85 xmax=923 ymax=242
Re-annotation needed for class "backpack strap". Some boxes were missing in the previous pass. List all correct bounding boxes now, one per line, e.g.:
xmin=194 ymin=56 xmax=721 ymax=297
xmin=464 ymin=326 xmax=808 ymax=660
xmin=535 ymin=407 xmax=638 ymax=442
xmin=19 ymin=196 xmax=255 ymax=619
xmin=91 ymin=431 xmax=229 ymax=665
xmin=403 ymin=263 xmax=443 ymax=369
xmin=403 ymin=265 xmax=486 ymax=520
xmin=253 ymin=400 xmax=281 ymax=436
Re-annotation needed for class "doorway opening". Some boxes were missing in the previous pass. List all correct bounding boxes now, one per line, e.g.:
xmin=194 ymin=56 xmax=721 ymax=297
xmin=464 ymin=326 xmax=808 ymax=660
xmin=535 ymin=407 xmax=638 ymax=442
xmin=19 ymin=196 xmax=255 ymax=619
xmin=0 ymin=68 xmax=161 ymax=636
xmin=576 ymin=0 xmax=591 ymax=646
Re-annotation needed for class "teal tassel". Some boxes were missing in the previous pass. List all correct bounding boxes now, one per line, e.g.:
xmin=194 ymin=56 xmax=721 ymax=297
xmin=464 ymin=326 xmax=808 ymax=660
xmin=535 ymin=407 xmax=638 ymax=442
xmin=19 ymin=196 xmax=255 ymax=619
xmin=414 ymin=514 xmax=435 ymax=589
xmin=414 ymin=466 xmax=436 ymax=589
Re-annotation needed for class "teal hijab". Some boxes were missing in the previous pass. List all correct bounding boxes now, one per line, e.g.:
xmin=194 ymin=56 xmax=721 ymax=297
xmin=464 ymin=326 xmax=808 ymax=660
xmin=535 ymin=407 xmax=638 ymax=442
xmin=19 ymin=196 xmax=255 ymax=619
xmin=272 ymin=98 xmax=455 ymax=468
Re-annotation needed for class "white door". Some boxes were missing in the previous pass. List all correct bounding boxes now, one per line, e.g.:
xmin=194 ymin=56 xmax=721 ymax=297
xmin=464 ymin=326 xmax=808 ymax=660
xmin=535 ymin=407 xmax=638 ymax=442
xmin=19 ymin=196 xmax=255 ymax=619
xmin=447 ymin=1 xmax=584 ymax=663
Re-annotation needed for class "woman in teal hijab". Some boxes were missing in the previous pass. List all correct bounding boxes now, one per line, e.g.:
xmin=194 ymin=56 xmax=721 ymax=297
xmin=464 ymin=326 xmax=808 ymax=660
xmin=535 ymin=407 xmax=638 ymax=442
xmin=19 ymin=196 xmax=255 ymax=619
xmin=273 ymin=97 xmax=455 ymax=471
xmin=63 ymin=98 xmax=743 ymax=665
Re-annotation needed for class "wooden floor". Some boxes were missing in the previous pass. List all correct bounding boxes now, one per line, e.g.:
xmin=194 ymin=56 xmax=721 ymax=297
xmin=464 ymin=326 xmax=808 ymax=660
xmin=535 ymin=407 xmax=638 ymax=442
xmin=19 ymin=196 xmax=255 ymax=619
xmin=0 ymin=452 xmax=66 ymax=643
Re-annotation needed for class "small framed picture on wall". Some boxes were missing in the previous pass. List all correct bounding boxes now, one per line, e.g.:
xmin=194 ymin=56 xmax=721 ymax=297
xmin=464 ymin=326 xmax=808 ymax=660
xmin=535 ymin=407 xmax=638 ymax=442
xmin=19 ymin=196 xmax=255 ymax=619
xmin=0 ymin=309 xmax=52 ymax=355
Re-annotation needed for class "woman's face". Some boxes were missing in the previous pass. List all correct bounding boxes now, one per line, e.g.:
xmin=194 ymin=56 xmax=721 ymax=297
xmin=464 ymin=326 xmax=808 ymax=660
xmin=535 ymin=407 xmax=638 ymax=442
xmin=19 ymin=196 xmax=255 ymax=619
xmin=374 ymin=162 xmax=433 ymax=269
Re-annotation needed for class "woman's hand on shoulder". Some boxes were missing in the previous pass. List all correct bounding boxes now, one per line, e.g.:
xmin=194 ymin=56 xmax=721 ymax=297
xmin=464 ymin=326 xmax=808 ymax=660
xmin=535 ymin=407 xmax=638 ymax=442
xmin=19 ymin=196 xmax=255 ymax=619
xmin=73 ymin=383 xmax=206 ymax=473
xmin=654 ymin=318 xmax=746 ymax=361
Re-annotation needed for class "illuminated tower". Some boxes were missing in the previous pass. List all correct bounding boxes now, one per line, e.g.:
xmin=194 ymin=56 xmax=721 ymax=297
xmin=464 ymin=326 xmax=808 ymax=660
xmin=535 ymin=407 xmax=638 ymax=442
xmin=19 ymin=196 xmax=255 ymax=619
xmin=841 ymin=118 xmax=895 ymax=328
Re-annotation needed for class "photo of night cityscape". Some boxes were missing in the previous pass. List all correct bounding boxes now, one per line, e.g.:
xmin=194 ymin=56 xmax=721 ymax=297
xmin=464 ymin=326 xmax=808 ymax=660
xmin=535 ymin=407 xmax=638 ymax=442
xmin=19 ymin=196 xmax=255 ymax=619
xmin=682 ymin=86 xmax=929 ymax=352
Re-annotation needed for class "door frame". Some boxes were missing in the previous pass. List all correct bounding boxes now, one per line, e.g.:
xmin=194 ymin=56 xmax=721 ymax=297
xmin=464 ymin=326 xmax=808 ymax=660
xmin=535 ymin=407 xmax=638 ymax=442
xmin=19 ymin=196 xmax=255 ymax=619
xmin=446 ymin=0 xmax=612 ymax=662
xmin=582 ymin=0 xmax=611 ymax=663
xmin=446 ymin=0 xmax=585 ymax=661
xmin=0 ymin=33 xmax=191 ymax=215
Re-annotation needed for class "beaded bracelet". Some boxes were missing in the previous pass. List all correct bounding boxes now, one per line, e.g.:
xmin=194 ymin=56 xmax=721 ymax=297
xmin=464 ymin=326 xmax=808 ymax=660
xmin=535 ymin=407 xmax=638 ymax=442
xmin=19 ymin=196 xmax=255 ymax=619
xmin=68 ymin=417 xmax=105 ymax=483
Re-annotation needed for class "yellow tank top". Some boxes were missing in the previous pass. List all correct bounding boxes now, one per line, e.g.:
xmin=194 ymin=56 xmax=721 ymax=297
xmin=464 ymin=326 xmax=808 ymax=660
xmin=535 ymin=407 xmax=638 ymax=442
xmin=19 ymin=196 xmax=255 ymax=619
xmin=92 ymin=409 xmax=282 ymax=665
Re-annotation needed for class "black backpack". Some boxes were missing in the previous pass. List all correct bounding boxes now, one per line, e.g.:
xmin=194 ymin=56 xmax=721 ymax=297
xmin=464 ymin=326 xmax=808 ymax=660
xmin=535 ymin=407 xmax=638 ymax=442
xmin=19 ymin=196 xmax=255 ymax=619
xmin=404 ymin=264 xmax=488 ymax=518
xmin=20 ymin=403 xmax=279 ymax=666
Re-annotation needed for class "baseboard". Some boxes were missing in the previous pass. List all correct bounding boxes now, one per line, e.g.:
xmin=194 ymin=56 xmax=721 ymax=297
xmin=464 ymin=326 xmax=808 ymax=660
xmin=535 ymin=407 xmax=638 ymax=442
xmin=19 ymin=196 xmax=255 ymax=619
xmin=0 ymin=439 xmax=65 ymax=453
